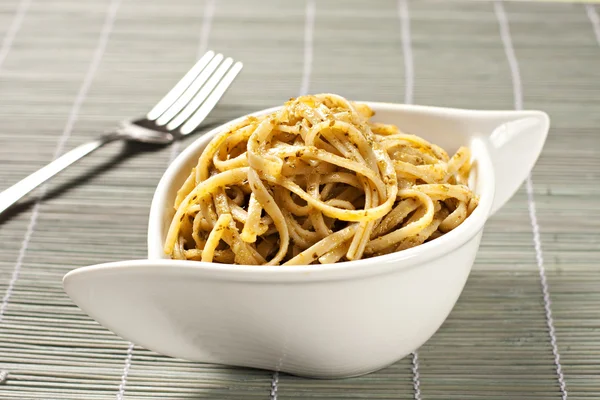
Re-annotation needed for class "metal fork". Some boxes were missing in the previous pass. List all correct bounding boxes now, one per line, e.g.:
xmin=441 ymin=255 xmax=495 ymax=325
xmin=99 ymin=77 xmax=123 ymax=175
xmin=0 ymin=51 xmax=242 ymax=216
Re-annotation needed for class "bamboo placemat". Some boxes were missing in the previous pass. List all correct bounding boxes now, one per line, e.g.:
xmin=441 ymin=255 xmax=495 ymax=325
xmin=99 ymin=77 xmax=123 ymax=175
xmin=0 ymin=0 xmax=598 ymax=399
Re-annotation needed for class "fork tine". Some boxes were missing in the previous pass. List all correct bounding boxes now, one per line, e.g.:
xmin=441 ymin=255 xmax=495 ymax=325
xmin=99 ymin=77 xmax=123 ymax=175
xmin=179 ymin=61 xmax=243 ymax=135
xmin=165 ymin=57 xmax=234 ymax=131
xmin=156 ymin=53 xmax=224 ymax=126
xmin=147 ymin=50 xmax=215 ymax=121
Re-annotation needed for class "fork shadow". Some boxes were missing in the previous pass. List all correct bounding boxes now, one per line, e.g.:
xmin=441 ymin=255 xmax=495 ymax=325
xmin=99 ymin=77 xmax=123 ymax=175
xmin=0 ymin=120 xmax=225 ymax=226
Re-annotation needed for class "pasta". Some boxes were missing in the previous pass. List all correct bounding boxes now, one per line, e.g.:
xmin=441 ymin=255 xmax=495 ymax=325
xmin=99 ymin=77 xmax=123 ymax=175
xmin=164 ymin=93 xmax=479 ymax=266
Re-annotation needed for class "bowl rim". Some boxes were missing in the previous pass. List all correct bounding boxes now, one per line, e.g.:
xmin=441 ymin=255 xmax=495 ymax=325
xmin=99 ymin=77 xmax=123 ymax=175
xmin=147 ymin=101 xmax=497 ymax=277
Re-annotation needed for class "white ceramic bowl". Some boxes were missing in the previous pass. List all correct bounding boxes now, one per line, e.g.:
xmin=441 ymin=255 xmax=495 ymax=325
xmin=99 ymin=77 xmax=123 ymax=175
xmin=63 ymin=102 xmax=549 ymax=378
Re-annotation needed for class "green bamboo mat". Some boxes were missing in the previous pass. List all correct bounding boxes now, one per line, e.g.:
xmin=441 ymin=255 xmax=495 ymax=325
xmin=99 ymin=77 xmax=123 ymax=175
xmin=0 ymin=0 xmax=599 ymax=399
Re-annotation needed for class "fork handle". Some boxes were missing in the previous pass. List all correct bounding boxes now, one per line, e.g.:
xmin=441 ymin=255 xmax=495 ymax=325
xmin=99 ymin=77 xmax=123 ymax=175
xmin=0 ymin=133 xmax=121 ymax=216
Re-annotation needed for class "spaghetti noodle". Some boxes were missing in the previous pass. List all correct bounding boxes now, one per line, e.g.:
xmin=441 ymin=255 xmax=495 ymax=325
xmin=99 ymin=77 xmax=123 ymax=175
xmin=164 ymin=93 xmax=478 ymax=266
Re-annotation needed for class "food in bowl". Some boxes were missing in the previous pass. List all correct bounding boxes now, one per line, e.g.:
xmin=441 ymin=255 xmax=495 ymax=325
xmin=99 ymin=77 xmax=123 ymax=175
xmin=164 ymin=93 xmax=479 ymax=265
xmin=64 ymin=99 xmax=549 ymax=378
